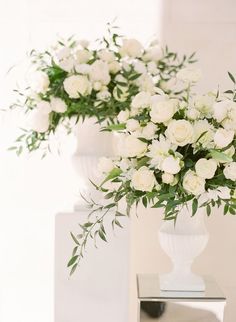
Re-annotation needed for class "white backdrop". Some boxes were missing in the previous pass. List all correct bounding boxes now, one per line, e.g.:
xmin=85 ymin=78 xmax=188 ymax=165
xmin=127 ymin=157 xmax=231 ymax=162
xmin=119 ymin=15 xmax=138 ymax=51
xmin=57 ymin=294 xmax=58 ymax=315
xmin=0 ymin=1 xmax=161 ymax=321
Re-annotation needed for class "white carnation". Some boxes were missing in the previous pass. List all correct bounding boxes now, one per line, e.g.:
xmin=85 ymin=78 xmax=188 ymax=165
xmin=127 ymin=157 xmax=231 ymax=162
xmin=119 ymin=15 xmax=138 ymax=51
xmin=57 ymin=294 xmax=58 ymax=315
xmin=223 ymin=162 xmax=236 ymax=181
xmin=50 ymin=97 xmax=67 ymax=113
xmin=214 ymin=128 xmax=234 ymax=149
xmin=166 ymin=120 xmax=194 ymax=146
xmin=183 ymin=170 xmax=205 ymax=195
xmin=30 ymin=71 xmax=50 ymax=94
xmin=131 ymin=166 xmax=155 ymax=192
xmin=89 ymin=60 xmax=111 ymax=85
xmin=162 ymin=155 xmax=181 ymax=174
xmin=195 ymin=158 xmax=217 ymax=179
xmin=120 ymin=39 xmax=143 ymax=58
xmin=64 ymin=75 xmax=91 ymax=98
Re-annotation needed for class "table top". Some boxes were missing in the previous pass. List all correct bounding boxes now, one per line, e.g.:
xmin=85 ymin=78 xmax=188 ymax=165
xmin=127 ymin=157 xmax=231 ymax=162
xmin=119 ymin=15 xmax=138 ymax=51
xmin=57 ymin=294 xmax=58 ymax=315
xmin=137 ymin=274 xmax=226 ymax=301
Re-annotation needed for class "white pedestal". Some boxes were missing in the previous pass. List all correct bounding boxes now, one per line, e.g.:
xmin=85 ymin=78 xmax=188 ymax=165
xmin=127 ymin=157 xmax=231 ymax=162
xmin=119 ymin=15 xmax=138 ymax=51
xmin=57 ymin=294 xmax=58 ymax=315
xmin=55 ymin=211 xmax=130 ymax=322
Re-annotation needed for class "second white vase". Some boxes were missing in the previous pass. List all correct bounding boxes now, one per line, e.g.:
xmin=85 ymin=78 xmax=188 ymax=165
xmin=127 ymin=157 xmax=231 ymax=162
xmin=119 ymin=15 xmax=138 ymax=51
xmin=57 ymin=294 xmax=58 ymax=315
xmin=158 ymin=204 xmax=209 ymax=292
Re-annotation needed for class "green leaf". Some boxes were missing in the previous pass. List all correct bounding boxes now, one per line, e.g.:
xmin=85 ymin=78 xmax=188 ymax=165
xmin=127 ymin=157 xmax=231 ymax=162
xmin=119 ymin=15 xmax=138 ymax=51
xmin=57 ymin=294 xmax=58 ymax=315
xmin=115 ymin=219 xmax=123 ymax=228
xmin=210 ymin=150 xmax=233 ymax=162
xmin=99 ymin=229 xmax=107 ymax=242
xmin=70 ymin=232 xmax=80 ymax=245
xmin=67 ymin=255 xmax=79 ymax=267
xmin=100 ymin=168 xmax=122 ymax=186
xmin=137 ymin=156 xmax=149 ymax=169
xmin=105 ymin=123 xmax=126 ymax=131
xmin=228 ymin=71 xmax=235 ymax=84
xmin=70 ymin=263 xmax=78 ymax=275
xmin=206 ymin=204 xmax=211 ymax=216
xmin=192 ymin=199 xmax=198 ymax=216
xmin=224 ymin=204 xmax=229 ymax=215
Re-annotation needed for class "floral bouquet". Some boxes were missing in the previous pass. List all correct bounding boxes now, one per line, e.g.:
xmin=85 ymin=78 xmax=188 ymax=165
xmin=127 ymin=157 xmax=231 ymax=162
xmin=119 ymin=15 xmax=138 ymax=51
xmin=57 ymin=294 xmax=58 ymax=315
xmin=10 ymin=25 xmax=195 ymax=156
xmin=68 ymin=70 xmax=236 ymax=274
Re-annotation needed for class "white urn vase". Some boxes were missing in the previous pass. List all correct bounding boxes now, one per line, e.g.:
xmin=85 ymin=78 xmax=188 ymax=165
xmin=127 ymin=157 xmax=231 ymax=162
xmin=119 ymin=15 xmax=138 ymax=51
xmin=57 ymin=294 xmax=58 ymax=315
xmin=70 ymin=117 xmax=114 ymax=211
xmin=158 ymin=205 xmax=209 ymax=292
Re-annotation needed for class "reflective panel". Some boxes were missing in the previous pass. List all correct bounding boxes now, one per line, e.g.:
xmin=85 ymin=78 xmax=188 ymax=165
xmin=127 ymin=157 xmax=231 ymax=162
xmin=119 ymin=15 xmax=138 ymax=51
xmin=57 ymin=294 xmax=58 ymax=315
xmin=137 ymin=275 xmax=226 ymax=322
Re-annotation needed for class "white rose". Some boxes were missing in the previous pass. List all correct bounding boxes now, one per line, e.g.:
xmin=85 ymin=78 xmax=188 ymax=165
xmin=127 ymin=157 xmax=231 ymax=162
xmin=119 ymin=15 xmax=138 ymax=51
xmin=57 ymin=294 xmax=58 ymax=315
xmin=98 ymin=157 xmax=114 ymax=174
xmin=58 ymin=57 xmax=74 ymax=72
xmin=108 ymin=61 xmax=121 ymax=74
xmin=93 ymin=82 xmax=102 ymax=91
xmin=126 ymin=119 xmax=141 ymax=132
xmin=150 ymin=99 xmax=177 ymax=123
xmin=75 ymin=63 xmax=91 ymax=74
xmin=142 ymin=45 xmax=162 ymax=62
xmin=141 ymin=122 xmax=156 ymax=140
xmin=29 ymin=109 xmax=50 ymax=133
xmin=63 ymin=75 xmax=91 ymax=98
xmin=223 ymin=162 xmax=236 ymax=181
xmin=214 ymin=128 xmax=234 ymax=149
xmin=162 ymin=156 xmax=181 ymax=174
xmin=194 ymin=94 xmax=214 ymax=118
xmin=177 ymin=67 xmax=202 ymax=83
xmin=131 ymin=91 xmax=151 ymax=109
xmin=89 ymin=60 xmax=111 ymax=85
xmin=36 ymin=100 xmax=52 ymax=114
xmin=166 ymin=120 xmax=194 ymax=146
xmin=98 ymin=49 xmax=116 ymax=62
xmin=131 ymin=166 xmax=155 ymax=192
xmin=55 ymin=47 xmax=71 ymax=61
xmin=162 ymin=172 xmax=175 ymax=184
xmin=120 ymin=39 xmax=143 ymax=58
xmin=117 ymin=110 xmax=130 ymax=123
xmin=195 ymin=158 xmax=217 ymax=179
xmin=183 ymin=170 xmax=205 ymax=195
xmin=50 ymin=97 xmax=67 ymax=113
xmin=113 ymin=86 xmax=129 ymax=102
xmin=119 ymin=135 xmax=147 ymax=157
xmin=30 ymin=71 xmax=50 ymax=94
xmin=186 ymin=108 xmax=200 ymax=120
xmin=135 ymin=74 xmax=155 ymax=94
xmin=96 ymin=90 xmax=111 ymax=102
xmin=75 ymin=49 xmax=92 ymax=64
xmin=213 ymin=100 xmax=236 ymax=130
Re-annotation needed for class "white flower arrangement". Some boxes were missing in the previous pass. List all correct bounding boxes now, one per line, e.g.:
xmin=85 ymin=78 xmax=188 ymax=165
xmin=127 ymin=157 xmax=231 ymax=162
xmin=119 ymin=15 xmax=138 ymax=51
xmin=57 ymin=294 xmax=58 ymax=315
xmin=10 ymin=25 xmax=195 ymax=156
xmin=68 ymin=71 xmax=236 ymax=274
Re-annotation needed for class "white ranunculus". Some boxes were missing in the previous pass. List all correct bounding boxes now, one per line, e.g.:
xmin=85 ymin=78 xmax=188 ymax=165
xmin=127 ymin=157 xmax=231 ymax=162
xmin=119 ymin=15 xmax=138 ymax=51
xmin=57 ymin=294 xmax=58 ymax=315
xmin=98 ymin=49 xmax=116 ymax=62
xmin=195 ymin=158 xmax=217 ymax=179
xmin=186 ymin=108 xmax=200 ymax=120
xmin=126 ymin=119 xmax=141 ymax=132
xmin=119 ymin=135 xmax=147 ymax=158
xmin=131 ymin=166 xmax=155 ymax=192
xmin=30 ymin=71 xmax=50 ymax=94
xmin=98 ymin=157 xmax=114 ymax=174
xmin=176 ymin=67 xmax=202 ymax=83
xmin=89 ymin=60 xmax=111 ymax=85
xmin=142 ymin=45 xmax=162 ymax=62
xmin=183 ymin=170 xmax=205 ymax=195
xmin=117 ymin=110 xmax=130 ymax=123
xmin=162 ymin=172 xmax=175 ymax=184
xmin=150 ymin=99 xmax=177 ymax=123
xmin=29 ymin=109 xmax=50 ymax=133
xmin=113 ymin=86 xmax=129 ymax=102
xmin=75 ymin=49 xmax=92 ymax=64
xmin=194 ymin=94 xmax=214 ymax=118
xmin=75 ymin=63 xmax=91 ymax=74
xmin=214 ymin=128 xmax=234 ymax=149
xmin=96 ymin=90 xmax=111 ymax=102
xmin=50 ymin=97 xmax=67 ymax=113
xmin=63 ymin=75 xmax=91 ymax=98
xmin=162 ymin=156 xmax=181 ymax=174
xmin=223 ymin=162 xmax=236 ymax=181
xmin=108 ymin=61 xmax=121 ymax=74
xmin=36 ymin=100 xmax=52 ymax=114
xmin=141 ymin=122 xmax=156 ymax=140
xmin=131 ymin=91 xmax=151 ymax=110
xmin=120 ymin=38 xmax=143 ymax=58
xmin=166 ymin=120 xmax=194 ymax=146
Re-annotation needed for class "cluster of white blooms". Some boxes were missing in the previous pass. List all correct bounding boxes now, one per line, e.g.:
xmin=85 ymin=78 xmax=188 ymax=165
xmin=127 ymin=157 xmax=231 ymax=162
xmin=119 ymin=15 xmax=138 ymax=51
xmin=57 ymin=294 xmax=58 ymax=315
xmin=98 ymin=67 xmax=236 ymax=207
